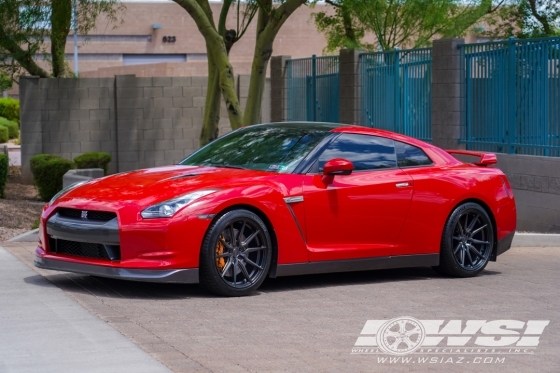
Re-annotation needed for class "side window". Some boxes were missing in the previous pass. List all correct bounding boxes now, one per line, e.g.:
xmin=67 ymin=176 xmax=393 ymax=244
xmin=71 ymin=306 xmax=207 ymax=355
xmin=318 ymin=134 xmax=397 ymax=172
xmin=395 ymin=141 xmax=433 ymax=167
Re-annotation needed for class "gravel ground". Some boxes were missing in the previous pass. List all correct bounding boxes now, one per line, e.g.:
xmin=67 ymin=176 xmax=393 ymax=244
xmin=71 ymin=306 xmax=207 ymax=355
xmin=0 ymin=171 xmax=44 ymax=241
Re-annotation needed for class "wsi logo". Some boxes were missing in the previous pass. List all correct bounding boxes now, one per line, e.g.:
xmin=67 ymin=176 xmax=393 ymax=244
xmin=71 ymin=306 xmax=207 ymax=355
xmin=354 ymin=317 xmax=549 ymax=356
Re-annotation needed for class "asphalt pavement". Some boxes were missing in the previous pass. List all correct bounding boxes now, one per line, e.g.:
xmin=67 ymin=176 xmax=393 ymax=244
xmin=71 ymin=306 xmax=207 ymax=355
xmin=2 ymin=242 xmax=559 ymax=373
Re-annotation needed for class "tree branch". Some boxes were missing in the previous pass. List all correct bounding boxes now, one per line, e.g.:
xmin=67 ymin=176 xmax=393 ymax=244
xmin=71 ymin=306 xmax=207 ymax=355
xmin=0 ymin=29 xmax=51 ymax=78
xmin=527 ymin=0 xmax=553 ymax=35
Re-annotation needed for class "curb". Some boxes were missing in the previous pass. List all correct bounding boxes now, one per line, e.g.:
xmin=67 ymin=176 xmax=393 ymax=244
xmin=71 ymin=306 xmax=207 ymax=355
xmin=512 ymin=233 xmax=560 ymax=247
xmin=7 ymin=229 xmax=39 ymax=243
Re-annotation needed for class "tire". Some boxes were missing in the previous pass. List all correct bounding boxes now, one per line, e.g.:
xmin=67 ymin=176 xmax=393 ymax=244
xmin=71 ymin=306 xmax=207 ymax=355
xmin=199 ymin=209 xmax=272 ymax=296
xmin=434 ymin=202 xmax=494 ymax=278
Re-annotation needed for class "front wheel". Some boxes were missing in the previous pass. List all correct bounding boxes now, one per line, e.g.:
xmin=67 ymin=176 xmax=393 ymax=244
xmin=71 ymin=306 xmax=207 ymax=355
xmin=199 ymin=209 xmax=272 ymax=296
xmin=434 ymin=202 xmax=494 ymax=277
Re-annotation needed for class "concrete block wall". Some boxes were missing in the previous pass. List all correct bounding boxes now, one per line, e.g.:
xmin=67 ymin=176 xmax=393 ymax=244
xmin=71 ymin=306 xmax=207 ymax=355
xmin=238 ymin=75 xmax=272 ymax=124
xmin=496 ymin=154 xmax=560 ymax=233
xmin=20 ymin=74 xmax=272 ymax=183
xmin=431 ymin=38 xmax=464 ymax=150
xmin=270 ymin=56 xmax=290 ymax=122
xmin=20 ymin=76 xmax=118 ymax=183
xmin=113 ymin=75 xmax=203 ymax=171
xmin=339 ymin=49 xmax=362 ymax=125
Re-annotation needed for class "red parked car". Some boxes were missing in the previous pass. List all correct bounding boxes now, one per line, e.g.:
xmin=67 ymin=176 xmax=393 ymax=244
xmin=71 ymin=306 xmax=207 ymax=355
xmin=35 ymin=123 xmax=516 ymax=296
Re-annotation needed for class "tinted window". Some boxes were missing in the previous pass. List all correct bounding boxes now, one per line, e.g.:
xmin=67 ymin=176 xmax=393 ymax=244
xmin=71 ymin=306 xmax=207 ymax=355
xmin=318 ymin=134 xmax=397 ymax=171
xmin=395 ymin=141 xmax=433 ymax=167
xmin=180 ymin=125 xmax=328 ymax=173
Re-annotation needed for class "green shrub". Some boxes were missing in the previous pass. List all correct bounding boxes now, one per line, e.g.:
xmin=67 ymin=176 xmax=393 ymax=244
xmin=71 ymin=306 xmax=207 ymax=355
xmin=74 ymin=152 xmax=112 ymax=175
xmin=30 ymin=154 xmax=74 ymax=201
xmin=0 ymin=117 xmax=18 ymax=139
xmin=0 ymin=98 xmax=19 ymax=125
xmin=0 ymin=126 xmax=8 ymax=143
xmin=0 ymin=153 xmax=7 ymax=198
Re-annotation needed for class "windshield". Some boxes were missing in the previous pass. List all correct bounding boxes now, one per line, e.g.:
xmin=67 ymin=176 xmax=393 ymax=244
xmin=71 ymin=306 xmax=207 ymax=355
xmin=179 ymin=125 xmax=329 ymax=173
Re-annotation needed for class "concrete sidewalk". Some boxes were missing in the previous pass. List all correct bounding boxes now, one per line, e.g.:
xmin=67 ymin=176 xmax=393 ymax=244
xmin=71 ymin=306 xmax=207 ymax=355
xmin=0 ymin=245 xmax=172 ymax=373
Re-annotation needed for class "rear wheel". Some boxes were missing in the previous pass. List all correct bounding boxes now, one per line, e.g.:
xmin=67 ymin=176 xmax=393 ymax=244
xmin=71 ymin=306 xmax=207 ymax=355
xmin=434 ymin=202 xmax=494 ymax=277
xmin=199 ymin=209 xmax=272 ymax=296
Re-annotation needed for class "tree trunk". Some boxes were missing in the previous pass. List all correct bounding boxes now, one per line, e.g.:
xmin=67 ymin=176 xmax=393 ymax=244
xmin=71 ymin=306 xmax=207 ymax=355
xmin=51 ymin=0 xmax=72 ymax=77
xmin=174 ymin=0 xmax=243 ymax=132
xmin=243 ymin=38 xmax=272 ymax=126
xmin=216 ymin=53 xmax=243 ymax=130
xmin=199 ymin=49 xmax=222 ymax=146
xmin=243 ymin=0 xmax=305 ymax=125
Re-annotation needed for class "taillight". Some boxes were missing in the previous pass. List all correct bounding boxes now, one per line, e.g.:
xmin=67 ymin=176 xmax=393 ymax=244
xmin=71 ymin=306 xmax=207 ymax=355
xmin=501 ymin=177 xmax=513 ymax=198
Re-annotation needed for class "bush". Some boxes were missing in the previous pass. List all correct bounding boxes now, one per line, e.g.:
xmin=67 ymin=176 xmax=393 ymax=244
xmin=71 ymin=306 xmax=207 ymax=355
xmin=74 ymin=152 xmax=112 ymax=175
xmin=0 ymin=117 xmax=18 ymax=139
xmin=30 ymin=154 xmax=74 ymax=201
xmin=0 ymin=126 xmax=8 ymax=143
xmin=0 ymin=154 xmax=7 ymax=198
xmin=0 ymin=98 xmax=19 ymax=125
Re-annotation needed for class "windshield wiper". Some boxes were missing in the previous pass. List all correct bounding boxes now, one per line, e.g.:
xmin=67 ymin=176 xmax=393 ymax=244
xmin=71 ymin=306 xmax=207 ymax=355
xmin=212 ymin=164 xmax=248 ymax=170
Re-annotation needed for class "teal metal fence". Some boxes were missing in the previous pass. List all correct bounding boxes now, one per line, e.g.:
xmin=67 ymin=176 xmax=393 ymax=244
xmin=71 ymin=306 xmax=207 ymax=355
xmin=359 ymin=48 xmax=432 ymax=141
xmin=286 ymin=55 xmax=340 ymax=123
xmin=459 ymin=37 xmax=560 ymax=157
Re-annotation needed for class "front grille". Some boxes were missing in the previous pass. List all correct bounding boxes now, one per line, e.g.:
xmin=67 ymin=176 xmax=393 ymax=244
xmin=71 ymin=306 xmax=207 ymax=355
xmin=49 ymin=237 xmax=120 ymax=260
xmin=58 ymin=208 xmax=116 ymax=222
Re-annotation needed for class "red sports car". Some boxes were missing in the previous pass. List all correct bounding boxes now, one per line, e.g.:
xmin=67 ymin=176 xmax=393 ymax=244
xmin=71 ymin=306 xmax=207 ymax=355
xmin=35 ymin=123 xmax=516 ymax=296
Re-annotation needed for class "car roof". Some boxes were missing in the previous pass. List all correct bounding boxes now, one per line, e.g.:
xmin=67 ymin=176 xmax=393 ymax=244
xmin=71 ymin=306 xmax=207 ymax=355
xmin=259 ymin=122 xmax=430 ymax=149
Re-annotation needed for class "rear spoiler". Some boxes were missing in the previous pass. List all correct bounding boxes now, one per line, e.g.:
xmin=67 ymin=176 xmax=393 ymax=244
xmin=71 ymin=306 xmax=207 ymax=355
xmin=445 ymin=150 xmax=497 ymax=166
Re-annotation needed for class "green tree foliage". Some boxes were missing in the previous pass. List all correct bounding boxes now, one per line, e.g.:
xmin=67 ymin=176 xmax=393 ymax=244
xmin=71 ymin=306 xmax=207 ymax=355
xmin=313 ymin=0 xmax=498 ymax=52
xmin=0 ymin=0 xmax=124 ymax=82
xmin=172 ymin=0 xmax=308 ymax=145
xmin=482 ymin=0 xmax=560 ymax=39
xmin=0 ymin=73 xmax=12 ymax=92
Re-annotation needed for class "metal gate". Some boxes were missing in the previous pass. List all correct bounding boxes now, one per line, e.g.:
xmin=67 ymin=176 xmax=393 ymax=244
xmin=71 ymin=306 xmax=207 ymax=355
xmin=359 ymin=48 xmax=432 ymax=142
xmin=286 ymin=55 xmax=340 ymax=123
xmin=459 ymin=37 xmax=560 ymax=156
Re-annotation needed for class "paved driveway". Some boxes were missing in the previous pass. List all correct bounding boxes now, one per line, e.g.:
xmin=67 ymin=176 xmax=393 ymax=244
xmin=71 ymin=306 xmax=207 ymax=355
xmin=3 ymin=242 xmax=560 ymax=373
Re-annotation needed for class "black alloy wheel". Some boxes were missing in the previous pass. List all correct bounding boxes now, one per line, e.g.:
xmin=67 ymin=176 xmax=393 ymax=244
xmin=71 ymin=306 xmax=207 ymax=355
xmin=434 ymin=202 xmax=494 ymax=277
xmin=199 ymin=209 xmax=272 ymax=296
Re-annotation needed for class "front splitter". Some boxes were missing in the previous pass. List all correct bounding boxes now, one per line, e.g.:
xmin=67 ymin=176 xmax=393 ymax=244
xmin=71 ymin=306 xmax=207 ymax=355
xmin=34 ymin=255 xmax=199 ymax=284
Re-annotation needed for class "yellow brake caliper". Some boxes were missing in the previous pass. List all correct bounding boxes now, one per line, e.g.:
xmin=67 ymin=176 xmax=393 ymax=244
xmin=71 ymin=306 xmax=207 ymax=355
xmin=215 ymin=234 xmax=226 ymax=271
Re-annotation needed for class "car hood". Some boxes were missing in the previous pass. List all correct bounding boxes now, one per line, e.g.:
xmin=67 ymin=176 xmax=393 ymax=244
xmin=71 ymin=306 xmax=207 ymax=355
xmin=56 ymin=165 xmax=278 ymax=209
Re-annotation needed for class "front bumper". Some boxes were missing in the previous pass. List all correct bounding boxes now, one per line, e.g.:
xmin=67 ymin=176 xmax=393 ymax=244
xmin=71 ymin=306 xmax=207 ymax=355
xmin=34 ymin=254 xmax=199 ymax=283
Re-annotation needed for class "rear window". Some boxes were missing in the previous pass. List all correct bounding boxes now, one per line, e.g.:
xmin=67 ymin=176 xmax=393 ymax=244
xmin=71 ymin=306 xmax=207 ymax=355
xmin=395 ymin=141 xmax=432 ymax=167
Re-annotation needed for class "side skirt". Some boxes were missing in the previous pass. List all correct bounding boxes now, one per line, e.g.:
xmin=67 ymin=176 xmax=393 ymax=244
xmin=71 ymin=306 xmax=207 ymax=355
xmin=275 ymin=254 xmax=440 ymax=277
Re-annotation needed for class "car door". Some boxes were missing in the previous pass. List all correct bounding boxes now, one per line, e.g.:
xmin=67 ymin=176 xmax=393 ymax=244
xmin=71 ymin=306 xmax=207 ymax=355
xmin=391 ymin=140 xmax=446 ymax=256
xmin=302 ymin=133 xmax=413 ymax=262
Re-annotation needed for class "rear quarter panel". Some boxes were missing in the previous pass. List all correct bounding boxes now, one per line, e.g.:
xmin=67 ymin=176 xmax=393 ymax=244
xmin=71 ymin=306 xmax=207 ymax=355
xmin=394 ymin=164 xmax=516 ymax=256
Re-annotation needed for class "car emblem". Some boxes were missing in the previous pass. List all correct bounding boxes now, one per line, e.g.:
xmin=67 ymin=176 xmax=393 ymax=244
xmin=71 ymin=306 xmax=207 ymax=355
xmin=81 ymin=211 xmax=88 ymax=219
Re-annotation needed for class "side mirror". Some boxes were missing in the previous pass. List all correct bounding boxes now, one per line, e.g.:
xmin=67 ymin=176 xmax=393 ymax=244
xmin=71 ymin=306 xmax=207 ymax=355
xmin=323 ymin=158 xmax=353 ymax=176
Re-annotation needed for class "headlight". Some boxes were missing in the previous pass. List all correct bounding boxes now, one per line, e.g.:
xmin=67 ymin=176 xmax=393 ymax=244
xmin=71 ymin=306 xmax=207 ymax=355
xmin=49 ymin=181 xmax=87 ymax=205
xmin=141 ymin=189 xmax=219 ymax=219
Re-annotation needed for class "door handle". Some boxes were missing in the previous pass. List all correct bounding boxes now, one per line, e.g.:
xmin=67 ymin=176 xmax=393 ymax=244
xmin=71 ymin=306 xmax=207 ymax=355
xmin=396 ymin=182 xmax=409 ymax=188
